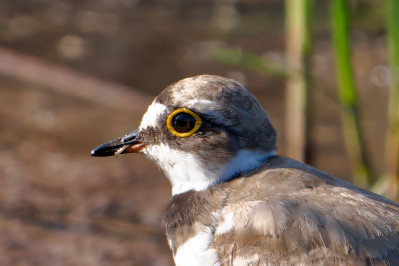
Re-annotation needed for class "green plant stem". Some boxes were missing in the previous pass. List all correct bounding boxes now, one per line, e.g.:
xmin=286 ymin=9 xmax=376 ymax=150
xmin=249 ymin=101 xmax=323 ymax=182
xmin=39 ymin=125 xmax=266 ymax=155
xmin=285 ymin=0 xmax=313 ymax=162
xmin=386 ymin=0 xmax=399 ymax=200
xmin=331 ymin=0 xmax=372 ymax=187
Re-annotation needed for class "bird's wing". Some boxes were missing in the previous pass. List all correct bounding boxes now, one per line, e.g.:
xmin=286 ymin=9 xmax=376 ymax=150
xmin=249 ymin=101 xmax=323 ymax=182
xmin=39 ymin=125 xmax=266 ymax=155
xmin=211 ymin=156 xmax=399 ymax=265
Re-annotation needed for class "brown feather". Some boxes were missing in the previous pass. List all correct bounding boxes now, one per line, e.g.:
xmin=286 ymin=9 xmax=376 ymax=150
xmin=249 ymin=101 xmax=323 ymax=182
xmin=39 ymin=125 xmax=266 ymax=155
xmin=164 ymin=156 xmax=399 ymax=265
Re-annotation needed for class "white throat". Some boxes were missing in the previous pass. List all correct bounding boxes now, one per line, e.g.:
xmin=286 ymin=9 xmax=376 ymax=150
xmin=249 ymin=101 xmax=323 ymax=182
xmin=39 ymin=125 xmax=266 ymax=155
xmin=142 ymin=144 xmax=275 ymax=195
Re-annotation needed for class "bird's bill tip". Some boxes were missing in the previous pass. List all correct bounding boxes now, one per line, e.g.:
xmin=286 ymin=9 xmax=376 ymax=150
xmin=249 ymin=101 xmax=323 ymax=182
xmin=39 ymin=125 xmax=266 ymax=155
xmin=91 ymin=130 xmax=145 ymax=157
xmin=90 ymin=141 xmax=122 ymax=157
xmin=91 ymin=142 xmax=146 ymax=157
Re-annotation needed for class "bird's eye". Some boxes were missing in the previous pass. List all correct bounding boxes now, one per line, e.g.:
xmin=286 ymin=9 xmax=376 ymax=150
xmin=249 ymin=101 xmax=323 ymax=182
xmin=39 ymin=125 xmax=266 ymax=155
xmin=166 ymin=108 xmax=202 ymax=137
xmin=173 ymin=113 xmax=196 ymax=133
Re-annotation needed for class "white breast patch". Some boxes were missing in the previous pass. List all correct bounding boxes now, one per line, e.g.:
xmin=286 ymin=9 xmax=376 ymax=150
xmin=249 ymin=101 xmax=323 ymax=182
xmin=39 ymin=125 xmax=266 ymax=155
xmin=174 ymin=225 xmax=220 ymax=266
xmin=215 ymin=212 xmax=235 ymax=235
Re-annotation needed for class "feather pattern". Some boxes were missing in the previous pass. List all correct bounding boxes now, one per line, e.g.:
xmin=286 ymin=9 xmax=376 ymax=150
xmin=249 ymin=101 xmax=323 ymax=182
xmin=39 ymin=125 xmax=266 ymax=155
xmin=163 ymin=156 xmax=399 ymax=265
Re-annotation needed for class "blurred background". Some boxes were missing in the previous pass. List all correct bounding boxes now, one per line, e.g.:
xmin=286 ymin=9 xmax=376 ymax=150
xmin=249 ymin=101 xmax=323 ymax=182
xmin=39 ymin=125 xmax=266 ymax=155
xmin=0 ymin=0 xmax=397 ymax=265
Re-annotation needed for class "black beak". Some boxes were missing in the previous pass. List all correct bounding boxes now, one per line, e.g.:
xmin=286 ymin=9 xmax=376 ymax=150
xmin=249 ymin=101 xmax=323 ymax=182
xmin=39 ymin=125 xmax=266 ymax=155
xmin=91 ymin=129 xmax=145 ymax=157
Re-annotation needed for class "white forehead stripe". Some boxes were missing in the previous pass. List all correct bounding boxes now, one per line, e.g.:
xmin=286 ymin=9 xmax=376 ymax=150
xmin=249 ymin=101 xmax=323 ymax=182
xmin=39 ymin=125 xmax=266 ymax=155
xmin=139 ymin=101 xmax=167 ymax=130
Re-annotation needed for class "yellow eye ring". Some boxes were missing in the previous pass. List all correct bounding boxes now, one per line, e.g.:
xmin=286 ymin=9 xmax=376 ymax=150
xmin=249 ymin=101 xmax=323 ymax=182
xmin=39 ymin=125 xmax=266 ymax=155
xmin=166 ymin=108 xmax=202 ymax=137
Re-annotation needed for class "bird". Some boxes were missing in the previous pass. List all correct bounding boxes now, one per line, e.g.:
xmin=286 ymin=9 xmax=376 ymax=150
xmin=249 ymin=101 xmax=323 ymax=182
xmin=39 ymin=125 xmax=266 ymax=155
xmin=91 ymin=75 xmax=399 ymax=265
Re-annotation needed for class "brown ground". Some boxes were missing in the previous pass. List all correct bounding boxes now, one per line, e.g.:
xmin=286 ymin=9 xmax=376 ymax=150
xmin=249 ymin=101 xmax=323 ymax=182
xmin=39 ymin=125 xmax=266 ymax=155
xmin=0 ymin=77 xmax=173 ymax=265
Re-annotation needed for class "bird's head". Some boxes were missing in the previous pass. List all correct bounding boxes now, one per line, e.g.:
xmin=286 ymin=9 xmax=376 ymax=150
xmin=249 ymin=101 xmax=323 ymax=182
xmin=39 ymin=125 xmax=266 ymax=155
xmin=91 ymin=75 xmax=277 ymax=195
